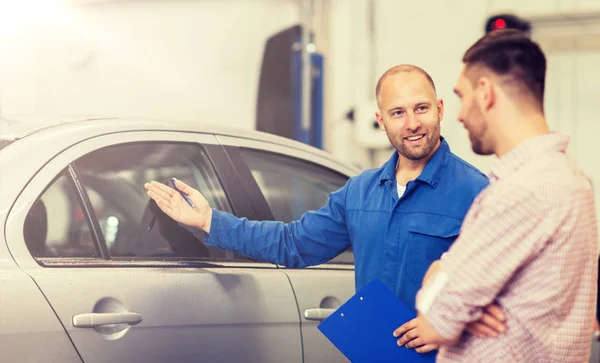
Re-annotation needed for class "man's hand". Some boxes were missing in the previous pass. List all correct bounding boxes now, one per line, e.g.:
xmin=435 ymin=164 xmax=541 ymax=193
xmin=394 ymin=304 xmax=507 ymax=353
xmin=393 ymin=317 xmax=439 ymax=353
xmin=144 ymin=179 xmax=213 ymax=233
xmin=466 ymin=304 xmax=506 ymax=337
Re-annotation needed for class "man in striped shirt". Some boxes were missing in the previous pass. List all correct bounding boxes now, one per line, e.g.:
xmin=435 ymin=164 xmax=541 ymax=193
xmin=394 ymin=29 xmax=598 ymax=362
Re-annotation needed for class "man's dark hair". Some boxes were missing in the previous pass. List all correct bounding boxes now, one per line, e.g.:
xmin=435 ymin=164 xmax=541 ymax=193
xmin=463 ymin=29 xmax=546 ymax=108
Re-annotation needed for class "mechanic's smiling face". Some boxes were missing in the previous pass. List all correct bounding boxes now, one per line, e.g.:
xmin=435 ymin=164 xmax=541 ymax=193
xmin=376 ymin=71 xmax=443 ymax=161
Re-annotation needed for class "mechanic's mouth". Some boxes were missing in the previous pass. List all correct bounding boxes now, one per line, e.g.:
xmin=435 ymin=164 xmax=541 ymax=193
xmin=405 ymin=134 xmax=425 ymax=141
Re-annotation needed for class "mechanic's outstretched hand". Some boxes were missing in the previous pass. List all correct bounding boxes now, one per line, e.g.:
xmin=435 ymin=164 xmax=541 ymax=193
xmin=144 ymin=179 xmax=213 ymax=233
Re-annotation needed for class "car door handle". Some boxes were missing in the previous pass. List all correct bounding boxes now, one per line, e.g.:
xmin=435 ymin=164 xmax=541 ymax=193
xmin=304 ymin=308 xmax=336 ymax=321
xmin=72 ymin=312 xmax=143 ymax=328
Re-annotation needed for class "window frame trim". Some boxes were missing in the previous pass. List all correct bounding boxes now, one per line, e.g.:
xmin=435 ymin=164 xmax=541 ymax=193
xmin=34 ymin=257 xmax=281 ymax=269
xmin=220 ymin=145 xmax=275 ymax=221
xmin=67 ymin=163 xmax=110 ymax=260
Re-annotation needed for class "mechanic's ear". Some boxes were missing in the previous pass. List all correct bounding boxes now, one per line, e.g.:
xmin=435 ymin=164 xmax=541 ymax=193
xmin=376 ymin=112 xmax=386 ymax=132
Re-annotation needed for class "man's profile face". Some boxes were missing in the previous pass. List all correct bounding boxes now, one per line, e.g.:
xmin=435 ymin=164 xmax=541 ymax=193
xmin=454 ymin=68 xmax=493 ymax=156
xmin=376 ymin=72 xmax=442 ymax=161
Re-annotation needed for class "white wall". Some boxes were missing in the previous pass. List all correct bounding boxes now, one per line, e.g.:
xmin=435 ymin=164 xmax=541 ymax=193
xmin=488 ymin=0 xmax=600 ymax=15
xmin=0 ymin=0 xmax=299 ymax=130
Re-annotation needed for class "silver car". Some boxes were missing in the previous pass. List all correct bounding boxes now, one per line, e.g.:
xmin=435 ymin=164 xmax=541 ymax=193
xmin=0 ymin=118 xmax=358 ymax=363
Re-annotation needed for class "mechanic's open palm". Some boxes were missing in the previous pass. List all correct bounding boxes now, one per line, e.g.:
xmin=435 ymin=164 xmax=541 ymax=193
xmin=144 ymin=179 xmax=213 ymax=233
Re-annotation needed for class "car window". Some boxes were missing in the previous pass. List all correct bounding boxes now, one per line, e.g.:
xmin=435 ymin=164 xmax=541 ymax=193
xmin=23 ymin=170 xmax=100 ymax=258
xmin=239 ymin=148 xmax=354 ymax=264
xmin=72 ymin=142 xmax=237 ymax=260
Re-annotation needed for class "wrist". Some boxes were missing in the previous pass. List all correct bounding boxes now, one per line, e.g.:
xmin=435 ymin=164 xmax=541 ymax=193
xmin=423 ymin=260 xmax=440 ymax=286
xmin=202 ymin=208 xmax=213 ymax=233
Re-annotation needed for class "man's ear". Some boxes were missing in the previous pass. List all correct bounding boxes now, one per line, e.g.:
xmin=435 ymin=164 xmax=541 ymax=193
xmin=375 ymin=111 xmax=386 ymax=131
xmin=477 ymin=77 xmax=495 ymax=111
xmin=437 ymin=99 xmax=444 ymax=121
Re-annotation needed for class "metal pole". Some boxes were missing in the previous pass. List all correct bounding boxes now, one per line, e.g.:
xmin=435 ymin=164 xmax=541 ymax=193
xmin=300 ymin=0 xmax=313 ymax=141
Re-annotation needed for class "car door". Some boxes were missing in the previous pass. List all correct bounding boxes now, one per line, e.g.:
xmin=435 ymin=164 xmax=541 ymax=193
xmin=216 ymin=135 xmax=357 ymax=363
xmin=5 ymin=131 xmax=301 ymax=363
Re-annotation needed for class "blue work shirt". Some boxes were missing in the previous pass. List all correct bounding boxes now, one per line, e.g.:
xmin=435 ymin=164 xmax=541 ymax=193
xmin=206 ymin=137 xmax=489 ymax=310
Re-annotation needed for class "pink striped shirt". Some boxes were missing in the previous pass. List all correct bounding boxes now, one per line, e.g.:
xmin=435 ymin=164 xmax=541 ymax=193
xmin=417 ymin=133 xmax=598 ymax=362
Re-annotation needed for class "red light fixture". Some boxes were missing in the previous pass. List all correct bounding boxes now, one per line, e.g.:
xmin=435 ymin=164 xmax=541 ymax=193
xmin=494 ymin=18 xmax=506 ymax=29
xmin=485 ymin=14 xmax=531 ymax=35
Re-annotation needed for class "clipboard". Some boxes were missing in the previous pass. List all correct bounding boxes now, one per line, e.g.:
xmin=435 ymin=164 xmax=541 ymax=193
xmin=318 ymin=278 xmax=436 ymax=362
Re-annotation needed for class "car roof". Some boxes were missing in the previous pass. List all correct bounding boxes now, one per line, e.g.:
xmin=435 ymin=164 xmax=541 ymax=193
xmin=0 ymin=116 xmax=360 ymax=173
xmin=0 ymin=116 xmax=275 ymax=142
xmin=0 ymin=115 xmax=81 ymax=139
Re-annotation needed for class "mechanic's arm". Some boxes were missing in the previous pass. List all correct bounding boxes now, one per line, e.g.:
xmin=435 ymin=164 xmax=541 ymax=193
xmin=411 ymin=188 xmax=553 ymax=345
xmin=145 ymin=178 xmax=352 ymax=268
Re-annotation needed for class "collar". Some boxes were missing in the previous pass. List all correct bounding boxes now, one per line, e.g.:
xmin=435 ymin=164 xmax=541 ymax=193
xmin=489 ymin=132 xmax=569 ymax=182
xmin=379 ymin=136 xmax=451 ymax=188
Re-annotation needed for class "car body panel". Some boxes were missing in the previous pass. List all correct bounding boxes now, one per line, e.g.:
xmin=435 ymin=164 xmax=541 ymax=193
xmin=0 ymin=256 xmax=82 ymax=362
xmin=9 ymin=262 xmax=302 ymax=363
xmin=282 ymin=266 xmax=355 ymax=363
xmin=3 ymin=126 xmax=303 ymax=362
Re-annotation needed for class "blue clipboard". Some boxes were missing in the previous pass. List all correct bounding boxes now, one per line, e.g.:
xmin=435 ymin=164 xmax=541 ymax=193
xmin=318 ymin=278 xmax=436 ymax=362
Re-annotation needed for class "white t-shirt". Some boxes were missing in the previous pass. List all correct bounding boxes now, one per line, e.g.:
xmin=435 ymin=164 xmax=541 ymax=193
xmin=395 ymin=159 xmax=407 ymax=198
xmin=397 ymin=182 xmax=406 ymax=198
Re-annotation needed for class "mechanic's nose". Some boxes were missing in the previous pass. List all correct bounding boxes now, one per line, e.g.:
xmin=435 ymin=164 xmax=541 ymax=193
xmin=405 ymin=113 xmax=421 ymax=132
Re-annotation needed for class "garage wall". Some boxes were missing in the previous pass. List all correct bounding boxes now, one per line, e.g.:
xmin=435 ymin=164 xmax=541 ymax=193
xmin=0 ymin=0 xmax=299 ymax=130
xmin=488 ymin=0 xmax=600 ymax=14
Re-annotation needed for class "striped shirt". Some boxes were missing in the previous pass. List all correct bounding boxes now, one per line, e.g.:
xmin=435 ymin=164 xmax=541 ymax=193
xmin=417 ymin=133 xmax=598 ymax=362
